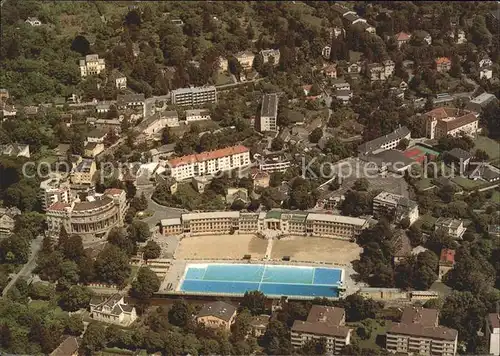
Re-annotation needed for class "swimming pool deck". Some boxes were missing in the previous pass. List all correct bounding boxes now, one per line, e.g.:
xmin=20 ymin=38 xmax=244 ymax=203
xmin=159 ymin=259 xmax=362 ymax=299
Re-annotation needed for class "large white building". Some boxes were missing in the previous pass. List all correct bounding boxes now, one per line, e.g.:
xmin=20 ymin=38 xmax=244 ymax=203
xmin=373 ymin=191 xmax=419 ymax=226
xmin=424 ymin=107 xmax=479 ymax=140
xmin=171 ymin=86 xmax=217 ymax=107
xmin=358 ymin=126 xmax=411 ymax=155
xmin=161 ymin=210 xmax=368 ymax=240
xmin=259 ymin=93 xmax=279 ymax=132
xmin=487 ymin=313 xmax=500 ymax=356
xmin=79 ymin=54 xmax=106 ymax=78
xmin=260 ymin=49 xmax=280 ymax=65
xmin=291 ymin=306 xmax=351 ymax=354
xmin=167 ymin=145 xmax=251 ymax=181
xmin=386 ymin=307 xmax=458 ymax=356
xmin=46 ymin=188 xmax=127 ymax=239
xmin=39 ymin=176 xmax=72 ymax=211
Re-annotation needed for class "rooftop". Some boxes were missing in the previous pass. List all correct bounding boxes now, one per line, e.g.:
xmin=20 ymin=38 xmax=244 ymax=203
xmin=395 ymin=32 xmax=411 ymax=41
xmin=439 ymin=248 xmax=456 ymax=264
xmin=358 ymin=126 xmax=410 ymax=154
xmin=171 ymin=85 xmax=217 ymax=95
xmin=447 ymin=147 xmax=473 ymax=161
xmin=197 ymin=301 xmax=237 ymax=322
xmin=168 ymin=145 xmax=249 ymax=168
xmin=292 ymin=306 xmax=350 ymax=338
xmin=49 ymin=337 xmax=79 ymax=356
xmin=488 ymin=313 xmax=500 ymax=329
xmin=401 ymin=306 xmax=438 ymax=326
xmin=261 ymin=93 xmax=278 ymax=118
xmin=435 ymin=217 xmax=463 ymax=229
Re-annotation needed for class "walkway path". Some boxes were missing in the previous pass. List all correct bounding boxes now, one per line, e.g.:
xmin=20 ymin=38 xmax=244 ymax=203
xmin=265 ymin=238 xmax=274 ymax=261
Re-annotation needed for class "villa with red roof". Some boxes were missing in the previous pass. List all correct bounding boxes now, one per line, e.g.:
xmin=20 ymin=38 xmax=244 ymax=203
xmin=395 ymin=32 xmax=411 ymax=48
xmin=168 ymin=145 xmax=251 ymax=181
xmin=435 ymin=57 xmax=452 ymax=72
xmin=438 ymin=248 xmax=455 ymax=281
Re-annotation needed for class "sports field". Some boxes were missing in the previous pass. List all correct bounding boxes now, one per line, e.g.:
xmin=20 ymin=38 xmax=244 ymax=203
xmin=175 ymin=234 xmax=268 ymax=260
xmin=270 ymin=236 xmax=362 ymax=264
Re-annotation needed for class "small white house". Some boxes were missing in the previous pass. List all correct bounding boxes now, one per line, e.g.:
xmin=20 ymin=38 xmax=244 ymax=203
xmin=185 ymin=109 xmax=211 ymax=123
xmin=25 ymin=17 xmax=42 ymax=26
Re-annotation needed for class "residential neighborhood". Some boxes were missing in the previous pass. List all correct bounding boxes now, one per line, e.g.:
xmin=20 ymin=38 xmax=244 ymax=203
xmin=0 ymin=1 xmax=499 ymax=356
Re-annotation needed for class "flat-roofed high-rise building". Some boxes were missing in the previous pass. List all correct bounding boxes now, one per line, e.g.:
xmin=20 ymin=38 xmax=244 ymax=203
xmin=259 ymin=93 xmax=278 ymax=132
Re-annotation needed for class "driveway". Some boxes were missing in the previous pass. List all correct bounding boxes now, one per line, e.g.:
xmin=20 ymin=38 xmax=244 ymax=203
xmin=137 ymin=187 xmax=187 ymax=229
xmin=2 ymin=235 xmax=43 ymax=297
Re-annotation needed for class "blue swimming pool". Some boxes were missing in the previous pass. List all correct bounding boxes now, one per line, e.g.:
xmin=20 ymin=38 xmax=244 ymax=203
xmin=178 ymin=263 xmax=344 ymax=298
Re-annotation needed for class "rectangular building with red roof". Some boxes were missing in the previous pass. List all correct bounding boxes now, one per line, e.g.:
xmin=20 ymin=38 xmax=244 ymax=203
xmin=168 ymin=145 xmax=251 ymax=181
xmin=438 ymin=248 xmax=456 ymax=281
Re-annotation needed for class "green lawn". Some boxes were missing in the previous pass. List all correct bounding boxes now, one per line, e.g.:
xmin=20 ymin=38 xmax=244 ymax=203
xmin=215 ymin=72 xmax=234 ymax=86
xmin=490 ymin=190 xmax=500 ymax=204
xmin=452 ymin=177 xmax=491 ymax=190
xmin=415 ymin=178 xmax=435 ymax=191
xmin=29 ymin=300 xmax=67 ymax=317
xmin=474 ymin=136 xmax=500 ymax=160
xmin=347 ymin=319 xmax=388 ymax=351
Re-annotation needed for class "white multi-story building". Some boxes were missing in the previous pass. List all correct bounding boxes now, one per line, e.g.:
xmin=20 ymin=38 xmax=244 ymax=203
xmin=358 ymin=126 xmax=411 ymax=155
xmin=235 ymin=51 xmax=255 ymax=70
xmin=168 ymin=145 xmax=251 ymax=181
xmin=291 ymin=306 xmax=351 ymax=354
xmin=386 ymin=307 xmax=458 ymax=356
xmin=322 ymin=46 xmax=332 ymax=59
xmin=25 ymin=17 xmax=42 ymax=26
xmin=260 ymin=49 xmax=280 ymax=65
xmin=487 ymin=313 xmax=500 ymax=356
xmin=185 ymin=109 xmax=211 ymax=123
xmin=46 ymin=188 xmax=127 ymax=239
xmin=161 ymin=110 xmax=179 ymax=127
xmin=79 ymin=54 xmax=106 ymax=78
xmin=171 ymin=86 xmax=217 ymax=107
xmin=373 ymin=191 xmax=419 ymax=225
xmin=424 ymin=107 xmax=479 ymax=140
xmin=259 ymin=93 xmax=279 ymax=132
xmin=39 ymin=176 xmax=72 ymax=211
xmin=0 ymin=207 xmax=20 ymax=237
xmin=480 ymin=67 xmax=493 ymax=80
xmin=434 ymin=217 xmax=466 ymax=239
xmin=161 ymin=210 xmax=368 ymax=240
xmin=0 ymin=143 xmax=30 ymax=158
xmin=256 ymin=153 xmax=291 ymax=173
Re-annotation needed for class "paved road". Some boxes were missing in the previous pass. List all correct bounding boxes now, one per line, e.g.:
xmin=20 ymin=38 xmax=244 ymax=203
xmin=2 ymin=235 xmax=43 ymax=297
xmin=137 ymin=187 xmax=187 ymax=229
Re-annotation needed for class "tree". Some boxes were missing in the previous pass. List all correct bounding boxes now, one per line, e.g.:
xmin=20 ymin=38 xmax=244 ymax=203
xmin=125 ymin=10 xmax=142 ymax=27
xmin=397 ymin=138 xmax=409 ymax=150
xmin=228 ymin=56 xmax=243 ymax=79
xmin=241 ymin=290 xmax=266 ymax=315
xmin=253 ymin=53 xmax=264 ymax=72
xmin=168 ymin=300 xmax=192 ymax=327
xmin=80 ymin=323 xmax=106 ymax=356
xmin=231 ymin=309 xmax=252 ymax=342
xmin=161 ymin=126 xmax=178 ymax=145
xmin=64 ymin=314 xmax=84 ymax=336
xmin=59 ymin=285 xmax=93 ymax=312
xmin=58 ymin=234 xmax=85 ymax=262
xmin=407 ymin=225 xmax=424 ymax=247
xmin=309 ymin=127 xmax=323 ymax=143
xmin=424 ymin=97 xmax=434 ymax=111
xmin=475 ymin=149 xmax=489 ymax=161
xmin=271 ymin=137 xmax=284 ymax=151
xmin=352 ymin=178 xmax=369 ymax=191
xmin=0 ymin=234 xmax=30 ymax=264
xmin=94 ymin=245 xmax=131 ymax=286
xmin=143 ymin=240 xmax=161 ymax=261
xmin=128 ymin=220 xmax=151 ymax=243
xmin=70 ymin=35 xmax=90 ymax=56
xmin=57 ymin=260 xmax=80 ymax=291
xmin=130 ymin=267 xmax=160 ymax=309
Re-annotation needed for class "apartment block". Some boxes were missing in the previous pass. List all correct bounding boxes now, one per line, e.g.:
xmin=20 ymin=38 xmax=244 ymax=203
xmin=259 ymin=93 xmax=279 ymax=132
xmin=358 ymin=126 xmax=411 ymax=155
xmin=373 ymin=191 xmax=419 ymax=225
xmin=171 ymin=86 xmax=217 ymax=107
xmin=79 ymin=54 xmax=106 ymax=78
xmin=167 ymin=145 xmax=251 ymax=181
xmin=39 ymin=176 xmax=72 ymax=211
xmin=291 ymin=306 xmax=351 ymax=354
xmin=386 ymin=307 xmax=458 ymax=356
